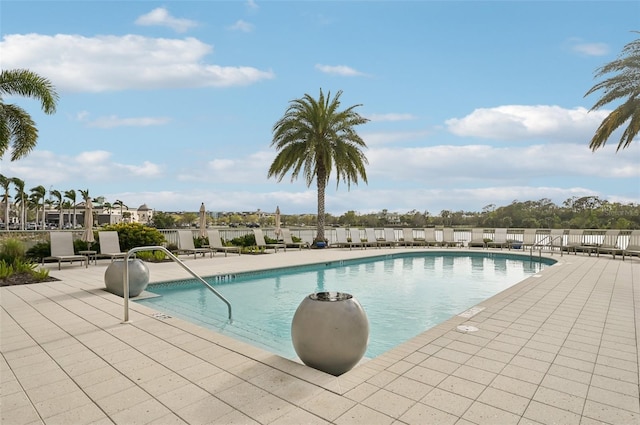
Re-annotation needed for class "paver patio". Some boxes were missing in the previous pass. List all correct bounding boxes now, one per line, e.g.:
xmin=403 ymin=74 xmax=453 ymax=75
xmin=1 ymin=248 xmax=639 ymax=424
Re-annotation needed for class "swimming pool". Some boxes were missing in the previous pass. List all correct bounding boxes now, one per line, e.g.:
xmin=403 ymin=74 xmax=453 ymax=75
xmin=137 ymin=252 xmax=555 ymax=359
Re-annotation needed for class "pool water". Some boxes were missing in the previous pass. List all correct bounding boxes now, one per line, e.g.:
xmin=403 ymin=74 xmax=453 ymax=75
xmin=137 ymin=252 xmax=554 ymax=359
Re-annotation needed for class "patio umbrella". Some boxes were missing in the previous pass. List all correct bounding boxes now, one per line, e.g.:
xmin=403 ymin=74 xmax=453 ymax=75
xmin=198 ymin=202 xmax=207 ymax=238
xmin=274 ymin=206 xmax=281 ymax=240
xmin=81 ymin=199 xmax=95 ymax=245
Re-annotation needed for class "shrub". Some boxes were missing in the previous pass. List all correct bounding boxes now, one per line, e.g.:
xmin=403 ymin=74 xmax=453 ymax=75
xmin=100 ymin=223 xmax=166 ymax=251
xmin=0 ymin=238 xmax=26 ymax=264
xmin=26 ymin=242 xmax=51 ymax=262
xmin=136 ymin=250 xmax=168 ymax=262
xmin=231 ymin=234 xmax=256 ymax=247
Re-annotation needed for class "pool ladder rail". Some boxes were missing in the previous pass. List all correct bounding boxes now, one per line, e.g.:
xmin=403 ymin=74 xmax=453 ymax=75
xmin=529 ymin=234 xmax=564 ymax=258
xmin=122 ymin=246 xmax=232 ymax=323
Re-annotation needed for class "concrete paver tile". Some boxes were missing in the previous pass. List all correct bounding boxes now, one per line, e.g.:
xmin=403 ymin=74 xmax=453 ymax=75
xmin=477 ymin=387 xmax=530 ymax=416
xmin=462 ymin=401 xmax=521 ymax=425
xmin=44 ymin=402 xmax=108 ymax=425
xmin=362 ymin=388 xmax=415 ymax=418
xmin=402 ymin=365 xmax=448 ymax=387
xmin=539 ymin=374 xmax=588 ymax=398
xmin=237 ymin=393 xmax=296 ymax=424
xmin=335 ymin=403 xmax=395 ymax=425
xmin=96 ymin=385 xmax=154 ymax=415
xmin=172 ymin=394 xmax=234 ymax=424
xmin=109 ymin=398 xmax=171 ymax=425
xmin=437 ymin=375 xmax=486 ymax=400
xmin=532 ymin=386 xmax=585 ymax=414
xmin=489 ymin=375 xmax=538 ymax=399
xmin=452 ymin=364 xmax=497 ymax=385
xmin=33 ymin=390 xmax=93 ymax=419
xmin=269 ymin=407 xmax=331 ymax=425
xmin=522 ymin=400 xmax=581 ymax=425
xmin=421 ymin=387 xmax=473 ymax=416
xmin=582 ymin=400 xmax=640 ymax=425
xmin=587 ymin=386 xmax=640 ymax=413
xmin=301 ymin=389 xmax=357 ymax=421
xmin=593 ymin=363 xmax=638 ymax=384
xmin=399 ymin=402 xmax=457 ymax=425
xmin=384 ymin=376 xmax=433 ymax=401
xmin=590 ymin=374 xmax=639 ymax=398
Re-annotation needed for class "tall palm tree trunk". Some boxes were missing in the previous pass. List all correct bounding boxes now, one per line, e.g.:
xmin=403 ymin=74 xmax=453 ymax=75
xmin=316 ymin=177 xmax=326 ymax=242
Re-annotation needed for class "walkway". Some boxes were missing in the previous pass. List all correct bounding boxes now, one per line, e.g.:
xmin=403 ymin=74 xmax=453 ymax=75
xmin=1 ymin=249 xmax=638 ymax=424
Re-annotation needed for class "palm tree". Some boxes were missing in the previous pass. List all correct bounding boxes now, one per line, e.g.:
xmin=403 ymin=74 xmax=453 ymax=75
xmin=29 ymin=185 xmax=46 ymax=229
xmin=0 ymin=174 xmax=11 ymax=230
xmin=268 ymin=89 xmax=369 ymax=244
xmin=11 ymin=177 xmax=26 ymax=230
xmin=584 ymin=32 xmax=640 ymax=151
xmin=64 ymin=189 xmax=77 ymax=228
xmin=113 ymin=199 xmax=127 ymax=222
xmin=50 ymin=189 xmax=63 ymax=227
xmin=0 ymin=69 xmax=59 ymax=161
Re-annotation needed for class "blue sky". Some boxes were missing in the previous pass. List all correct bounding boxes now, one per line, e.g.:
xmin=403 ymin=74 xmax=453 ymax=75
xmin=1 ymin=1 xmax=639 ymax=216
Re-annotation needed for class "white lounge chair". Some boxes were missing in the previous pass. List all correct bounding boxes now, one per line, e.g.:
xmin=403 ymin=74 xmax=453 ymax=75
xmin=468 ymin=228 xmax=486 ymax=249
xmin=177 ymin=230 xmax=212 ymax=259
xmin=516 ymin=228 xmax=539 ymax=250
xmin=381 ymin=228 xmax=398 ymax=248
xmin=487 ymin=228 xmax=509 ymax=249
xmin=595 ymin=229 xmax=623 ymax=258
xmin=206 ymin=229 xmax=241 ymax=256
xmin=253 ymin=228 xmax=286 ymax=253
xmin=44 ymin=232 xmax=87 ymax=270
xmin=98 ymin=231 xmax=127 ymax=262
xmin=280 ymin=228 xmax=309 ymax=250
xmin=622 ymin=230 xmax=640 ymax=261
xmin=442 ymin=228 xmax=462 ymax=248
xmin=363 ymin=228 xmax=381 ymax=248
xmin=399 ymin=228 xmax=424 ymax=247
xmin=423 ymin=228 xmax=440 ymax=247
xmin=330 ymin=227 xmax=361 ymax=249
xmin=562 ymin=229 xmax=585 ymax=254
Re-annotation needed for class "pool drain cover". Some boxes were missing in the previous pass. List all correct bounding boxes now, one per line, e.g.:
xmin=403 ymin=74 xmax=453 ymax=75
xmin=456 ymin=325 xmax=479 ymax=333
xmin=151 ymin=312 xmax=172 ymax=320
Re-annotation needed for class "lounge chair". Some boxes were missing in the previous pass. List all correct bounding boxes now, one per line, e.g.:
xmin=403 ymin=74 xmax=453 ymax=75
xmin=206 ymin=229 xmax=241 ymax=256
xmin=363 ymin=228 xmax=381 ymax=248
xmin=98 ymin=231 xmax=127 ymax=262
xmin=253 ymin=228 xmax=286 ymax=253
xmin=381 ymin=228 xmax=399 ymax=248
xmin=280 ymin=228 xmax=309 ymax=250
xmin=562 ymin=229 xmax=585 ymax=254
xmin=543 ymin=228 xmax=565 ymax=252
xmin=486 ymin=228 xmax=509 ymax=249
xmin=596 ymin=229 xmax=624 ymax=258
xmin=398 ymin=228 xmax=424 ymax=247
xmin=177 ymin=230 xmax=212 ymax=259
xmin=44 ymin=232 xmax=87 ymax=270
xmin=468 ymin=228 xmax=486 ymax=249
xmin=516 ymin=228 xmax=539 ymax=250
xmin=348 ymin=229 xmax=367 ymax=249
xmin=423 ymin=228 xmax=440 ymax=247
xmin=622 ymin=230 xmax=640 ymax=261
xmin=442 ymin=228 xmax=462 ymax=248
xmin=330 ymin=228 xmax=360 ymax=249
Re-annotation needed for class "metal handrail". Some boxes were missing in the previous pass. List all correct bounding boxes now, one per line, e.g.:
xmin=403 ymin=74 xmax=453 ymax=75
xmin=122 ymin=246 xmax=232 ymax=323
xmin=530 ymin=234 xmax=564 ymax=258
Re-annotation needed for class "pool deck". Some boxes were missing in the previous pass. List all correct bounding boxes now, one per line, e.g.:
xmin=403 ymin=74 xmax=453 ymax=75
xmin=1 ymin=248 xmax=639 ymax=425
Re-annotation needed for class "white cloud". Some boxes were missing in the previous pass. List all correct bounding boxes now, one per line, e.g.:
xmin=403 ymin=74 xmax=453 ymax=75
xmin=367 ymin=113 xmax=417 ymax=122
xmin=445 ymin=105 xmax=609 ymax=142
xmin=88 ymin=116 xmax=172 ymax=128
xmin=246 ymin=0 xmax=259 ymax=12
xmin=229 ymin=20 xmax=254 ymax=32
xmin=566 ymin=38 xmax=610 ymax=56
xmin=135 ymin=7 xmax=198 ymax=33
xmin=315 ymin=64 xmax=366 ymax=77
xmin=0 ymin=34 xmax=275 ymax=93
xmin=366 ymin=143 xmax=640 ymax=182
